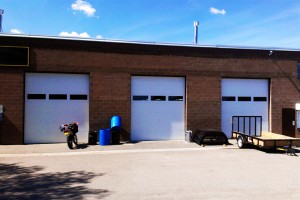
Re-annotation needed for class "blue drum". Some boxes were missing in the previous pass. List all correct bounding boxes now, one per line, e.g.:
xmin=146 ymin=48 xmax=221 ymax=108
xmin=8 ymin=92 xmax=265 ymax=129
xmin=111 ymin=116 xmax=122 ymax=131
xmin=99 ymin=129 xmax=111 ymax=145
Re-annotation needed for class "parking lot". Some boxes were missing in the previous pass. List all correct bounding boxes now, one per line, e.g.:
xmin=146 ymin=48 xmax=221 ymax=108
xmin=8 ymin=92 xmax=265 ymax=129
xmin=0 ymin=140 xmax=300 ymax=200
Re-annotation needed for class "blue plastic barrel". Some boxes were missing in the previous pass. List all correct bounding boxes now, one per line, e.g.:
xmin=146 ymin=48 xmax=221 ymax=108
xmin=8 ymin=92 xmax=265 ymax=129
xmin=99 ymin=129 xmax=111 ymax=146
xmin=111 ymin=116 xmax=122 ymax=131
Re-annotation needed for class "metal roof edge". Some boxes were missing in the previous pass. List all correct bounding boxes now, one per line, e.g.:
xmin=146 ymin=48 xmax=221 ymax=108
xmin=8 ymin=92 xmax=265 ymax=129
xmin=0 ymin=32 xmax=300 ymax=52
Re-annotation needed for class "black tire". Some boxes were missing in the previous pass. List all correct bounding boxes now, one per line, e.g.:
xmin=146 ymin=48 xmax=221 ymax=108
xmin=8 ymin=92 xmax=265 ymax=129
xmin=73 ymin=134 xmax=78 ymax=147
xmin=237 ymin=136 xmax=244 ymax=149
xmin=67 ymin=135 xmax=74 ymax=149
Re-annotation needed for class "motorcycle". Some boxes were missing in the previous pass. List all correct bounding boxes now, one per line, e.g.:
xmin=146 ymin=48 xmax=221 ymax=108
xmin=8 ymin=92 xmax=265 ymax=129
xmin=59 ymin=122 xmax=79 ymax=149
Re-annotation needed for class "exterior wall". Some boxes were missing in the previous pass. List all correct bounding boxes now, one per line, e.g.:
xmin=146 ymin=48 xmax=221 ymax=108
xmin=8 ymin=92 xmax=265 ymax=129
xmin=270 ymin=61 xmax=300 ymax=137
xmin=0 ymin=70 xmax=24 ymax=144
xmin=186 ymin=75 xmax=221 ymax=132
xmin=1 ymin=37 xmax=300 ymax=144
xmin=90 ymin=72 xmax=131 ymax=141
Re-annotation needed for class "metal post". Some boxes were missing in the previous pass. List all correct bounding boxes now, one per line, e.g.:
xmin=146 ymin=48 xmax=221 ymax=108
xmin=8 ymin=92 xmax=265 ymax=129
xmin=243 ymin=117 xmax=245 ymax=133
xmin=249 ymin=117 xmax=251 ymax=135
xmin=194 ymin=21 xmax=199 ymax=44
xmin=260 ymin=116 xmax=262 ymax=136
xmin=237 ymin=116 xmax=240 ymax=132
xmin=0 ymin=9 xmax=4 ymax=32
xmin=231 ymin=117 xmax=234 ymax=133
xmin=254 ymin=117 xmax=257 ymax=136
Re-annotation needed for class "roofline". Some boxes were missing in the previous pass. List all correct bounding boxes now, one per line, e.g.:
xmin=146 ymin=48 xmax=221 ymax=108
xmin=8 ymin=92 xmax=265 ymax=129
xmin=1 ymin=32 xmax=300 ymax=52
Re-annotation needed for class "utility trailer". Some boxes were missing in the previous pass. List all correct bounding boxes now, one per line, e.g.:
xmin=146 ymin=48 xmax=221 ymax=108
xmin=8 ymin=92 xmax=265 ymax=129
xmin=231 ymin=116 xmax=300 ymax=154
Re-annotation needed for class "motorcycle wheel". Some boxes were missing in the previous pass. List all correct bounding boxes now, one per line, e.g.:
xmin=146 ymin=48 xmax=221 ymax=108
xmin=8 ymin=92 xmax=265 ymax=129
xmin=67 ymin=135 xmax=74 ymax=149
xmin=73 ymin=134 xmax=78 ymax=147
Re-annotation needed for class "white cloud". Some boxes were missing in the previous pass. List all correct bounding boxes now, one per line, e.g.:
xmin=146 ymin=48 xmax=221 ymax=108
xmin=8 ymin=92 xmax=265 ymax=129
xmin=59 ymin=31 xmax=90 ymax=38
xmin=210 ymin=7 xmax=226 ymax=15
xmin=71 ymin=0 xmax=96 ymax=17
xmin=96 ymin=35 xmax=103 ymax=39
xmin=10 ymin=29 xmax=23 ymax=34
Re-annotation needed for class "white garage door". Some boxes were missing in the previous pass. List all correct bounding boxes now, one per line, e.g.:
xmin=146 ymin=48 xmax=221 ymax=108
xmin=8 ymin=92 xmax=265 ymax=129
xmin=24 ymin=73 xmax=89 ymax=144
xmin=221 ymin=78 xmax=269 ymax=138
xmin=131 ymin=76 xmax=185 ymax=141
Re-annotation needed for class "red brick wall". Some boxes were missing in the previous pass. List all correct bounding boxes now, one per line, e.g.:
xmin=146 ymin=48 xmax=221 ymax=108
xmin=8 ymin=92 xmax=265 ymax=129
xmin=0 ymin=70 xmax=24 ymax=144
xmin=270 ymin=60 xmax=300 ymax=136
xmin=186 ymin=76 xmax=221 ymax=132
xmin=89 ymin=72 xmax=131 ymax=141
xmin=1 ymin=46 xmax=300 ymax=144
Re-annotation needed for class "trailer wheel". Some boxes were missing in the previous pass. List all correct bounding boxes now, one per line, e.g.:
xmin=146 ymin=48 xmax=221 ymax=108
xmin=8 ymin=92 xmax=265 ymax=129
xmin=237 ymin=136 xmax=244 ymax=149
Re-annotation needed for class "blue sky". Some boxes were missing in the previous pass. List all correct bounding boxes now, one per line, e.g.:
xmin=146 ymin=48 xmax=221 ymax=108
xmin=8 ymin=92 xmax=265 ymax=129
xmin=1 ymin=0 xmax=300 ymax=48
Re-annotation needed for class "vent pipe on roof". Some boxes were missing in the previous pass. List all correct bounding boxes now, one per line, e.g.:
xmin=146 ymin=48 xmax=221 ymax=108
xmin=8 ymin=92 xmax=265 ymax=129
xmin=194 ymin=21 xmax=199 ymax=44
xmin=0 ymin=9 xmax=4 ymax=32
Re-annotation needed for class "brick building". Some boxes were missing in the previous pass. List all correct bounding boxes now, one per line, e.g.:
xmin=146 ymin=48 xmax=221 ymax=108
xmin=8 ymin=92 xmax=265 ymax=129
xmin=0 ymin=34 xmax=299 ymax=144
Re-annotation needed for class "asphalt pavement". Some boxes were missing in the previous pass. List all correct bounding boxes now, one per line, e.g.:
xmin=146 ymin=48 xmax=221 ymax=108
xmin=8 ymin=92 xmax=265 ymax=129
xmin=1 ymin=140 xmax=300 ymax=200
xmin=0 ymin=140 xmax=220 ymax=155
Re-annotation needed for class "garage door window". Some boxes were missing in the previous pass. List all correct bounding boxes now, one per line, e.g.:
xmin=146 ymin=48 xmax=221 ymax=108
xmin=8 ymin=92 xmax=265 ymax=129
xmin=27 ymin=94 xmax=46 ymax=100
xmin=253 ymin=97 xmax=267 ymax=102
xmin=222 ymin=96 xmax=236 ymax=101
xmin=133 ymin=95 xmax=148 ymax=101
xmin=238 ymin=96 xmax=251 ymax=101
xmin=49 ymin=94 xmax=67 ymax=100
xmin=168 ymin=96 xmax=183 ymax=101
xmin=151 ymin=96 xmax=166 ymax=101
xmin=70 ymin=94 xmax=88 ymax=100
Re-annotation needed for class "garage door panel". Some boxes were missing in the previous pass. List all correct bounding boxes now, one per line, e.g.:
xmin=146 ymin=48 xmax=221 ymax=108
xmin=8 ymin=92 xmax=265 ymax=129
xmin=25 ymin=100 xmax=89 ymax=143
xmin=132 ymin=77 xmax=185 ymax=94
xmin=222 ymin=79 xmax=268 ymax=96
xmin=221 ymin=78 xmax=269 ymax=138
xmin=161 ymin=103 xmax=184 ymax=112
xmin=25 ymin=121 xmax=66 ymax=143
xmin=27 ymin=73 xmax=88 ymax=93
xmin=131 ymin=122 xmax=184 ymax=139
xmin=131 ymin=76 xmax=185 ymax=141
xmin=25 ymin=73 xmax=89 ymax=144
xmin=171 ymin=122 xmax=185 ymax=132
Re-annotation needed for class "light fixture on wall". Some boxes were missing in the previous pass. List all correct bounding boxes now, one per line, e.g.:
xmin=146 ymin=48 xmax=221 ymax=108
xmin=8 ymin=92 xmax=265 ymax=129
xmin=269 ymin=50 xmax=273 ymax=56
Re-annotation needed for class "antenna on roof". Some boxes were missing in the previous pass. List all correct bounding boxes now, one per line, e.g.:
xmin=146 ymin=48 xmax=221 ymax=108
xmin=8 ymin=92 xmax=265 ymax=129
xmin=0 ymin=9 xmax=4 ymax=32
xmin=194 ymin=21 xmax=199 ymax=44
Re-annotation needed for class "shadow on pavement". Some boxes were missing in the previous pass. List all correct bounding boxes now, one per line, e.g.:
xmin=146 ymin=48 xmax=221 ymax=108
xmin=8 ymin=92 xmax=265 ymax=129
xmin=241 ymin=145 xmax=299 ymax=156
xmin=0 ymin=163 xmax=110 ymax=199
xmin=258 ymin=147 xmax=299 ymax=156
xmin=76 ymin=143 xmax=89 ymax=149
